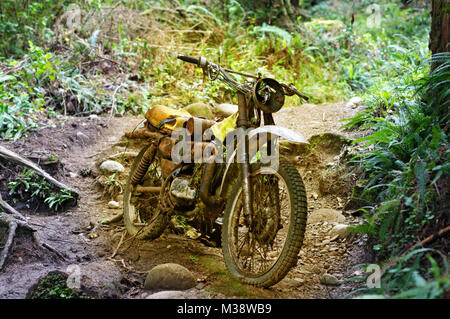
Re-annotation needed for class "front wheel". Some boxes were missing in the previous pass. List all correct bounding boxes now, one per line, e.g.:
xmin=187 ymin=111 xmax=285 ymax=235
xmin=221 ymin=157 xmax=307 ymax=287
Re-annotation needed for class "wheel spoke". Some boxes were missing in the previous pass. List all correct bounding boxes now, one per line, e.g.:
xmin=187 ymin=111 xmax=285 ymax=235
xmin=228 ymin=169 xmax=291 ymax=277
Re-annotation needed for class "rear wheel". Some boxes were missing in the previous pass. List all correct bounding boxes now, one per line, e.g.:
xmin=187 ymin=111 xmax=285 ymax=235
xmin=221 ymin=157 xmax=307 ymax=287
xmin=123 ymin=144 xmax=168 ymax=239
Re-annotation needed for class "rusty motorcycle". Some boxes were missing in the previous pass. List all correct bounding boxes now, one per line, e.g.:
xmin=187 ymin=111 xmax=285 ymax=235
xmin=123 ymin=55 xmax=309 ymax=287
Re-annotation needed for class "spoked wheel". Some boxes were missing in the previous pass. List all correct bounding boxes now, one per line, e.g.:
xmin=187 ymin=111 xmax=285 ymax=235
xmin=222 ymin=157 xmax=307 ymax=287
xmin=123 ymin=144 xmax=168 ymax=239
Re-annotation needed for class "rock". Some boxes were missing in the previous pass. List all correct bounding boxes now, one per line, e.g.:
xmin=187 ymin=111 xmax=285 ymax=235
xmin=320 ymin=273 xmax=341 ymax=286
xmin=184 ymin=103 xmax=214 ymax=119
xmin=78 ymin=261 xmax=124 ymax=298
xmin=349 ymin=96 xmax=362 ymax=105
xmin=284 ymin=278 xmax=305 ymax=288
xmin=108 ymin=201 xmax=120 ymax=209
xmin=308 ymin=208 xmax=346 ymax=224
xmin=330 ymin=224 xmax=350 ymax=239
xmin=215 ymin=103 xmax=238 ymax=117
xmin=89 ymin=114 xmax=99 ymax=120
xmin=76 ymin=131 xmax=90 ymax=144
xmin=146 ymin=290 xmax=188 ymax=299
xmin=99 ymin=160 xmax=125 ymax=174
xmin=185 ymin=228 xmax=201 ymax=240
xmin=144 ymin=263 xmax=196 ymax=292
xmin=77 ymin=167 xmax=92 ymax=177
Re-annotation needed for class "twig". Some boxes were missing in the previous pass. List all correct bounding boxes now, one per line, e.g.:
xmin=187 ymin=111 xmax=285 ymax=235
xmin=34 ymin=233 xmax=67 ymax=261
xmin=110 ymin=230 xmax=126 ymax=258
xmin=420 ymin=225 xmax=450 ymax=246
xmin=107 ymin=152 xmax=138 ymax=160
xmin=109 ymin=83 xmax=123 ymax=119
xmin=108 ymin=257 xmax=147 ymax=274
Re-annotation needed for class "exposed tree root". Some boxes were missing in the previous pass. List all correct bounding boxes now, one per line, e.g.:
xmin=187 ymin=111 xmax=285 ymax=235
xmin=0 ymin=219 xmax=17 ymax=271
xmin=100 ymin=212 xmax=123 ymax=225
xmin=0 ymin=194 xmax=67 ymax=271
xmin=0 ymin=145 xmax=79 ymax=199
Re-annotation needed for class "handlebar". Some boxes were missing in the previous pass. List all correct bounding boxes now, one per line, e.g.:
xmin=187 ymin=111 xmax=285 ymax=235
xmin=177 ymin=55 xmax=200 ymax=66
xmin=177 ymin=54 xmax=309 ymax=101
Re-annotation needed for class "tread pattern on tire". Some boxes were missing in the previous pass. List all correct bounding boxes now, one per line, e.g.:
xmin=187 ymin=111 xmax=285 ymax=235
xmin=221 ymin=157 xmax=308 ymax=287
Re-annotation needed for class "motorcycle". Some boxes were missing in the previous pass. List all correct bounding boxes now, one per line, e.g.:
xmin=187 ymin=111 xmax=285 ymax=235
xmin=123 ymin=55 xmax=309 ymax=287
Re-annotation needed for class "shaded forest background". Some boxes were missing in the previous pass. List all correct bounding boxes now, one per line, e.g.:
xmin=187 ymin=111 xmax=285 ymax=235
xmin=0 ymin=0 xmax=448 ymax=298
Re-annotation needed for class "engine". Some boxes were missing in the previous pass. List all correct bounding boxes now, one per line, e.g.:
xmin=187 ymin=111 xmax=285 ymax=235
xmin=169 ymin=177 xmax=197 ymax=209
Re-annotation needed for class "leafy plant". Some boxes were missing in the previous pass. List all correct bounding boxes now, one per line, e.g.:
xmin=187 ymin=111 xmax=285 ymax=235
xmin=44 ymin=189 xmax=74 ymax=212
xmin=347 ymin=53 xmax=449 ymax=298
xmin=7 ymin=168 xmax=74 ymax=212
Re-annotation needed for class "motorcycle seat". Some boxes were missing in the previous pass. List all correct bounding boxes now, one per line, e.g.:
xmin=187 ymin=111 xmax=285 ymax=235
xmin=145 ymin=105 xmax=191 ymax=133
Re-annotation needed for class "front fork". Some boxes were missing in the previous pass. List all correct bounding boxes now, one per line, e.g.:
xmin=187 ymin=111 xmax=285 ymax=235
xmin=237 ymin=92 xmax=254 ymax=218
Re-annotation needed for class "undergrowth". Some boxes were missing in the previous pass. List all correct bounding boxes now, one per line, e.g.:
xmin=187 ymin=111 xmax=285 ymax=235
xmin=1 ymin=0 xmax=431 ymax=140
xmin=346 ymin=53 xmax=449 ymax=299
xmin=7 ymin=168 xmax=75 ymax=212
xmin=0 ymin=0 xmax=445 ymax=299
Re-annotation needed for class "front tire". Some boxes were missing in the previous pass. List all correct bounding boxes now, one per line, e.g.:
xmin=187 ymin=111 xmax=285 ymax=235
xmin=221 ymin=157 xmax=307 ymax=287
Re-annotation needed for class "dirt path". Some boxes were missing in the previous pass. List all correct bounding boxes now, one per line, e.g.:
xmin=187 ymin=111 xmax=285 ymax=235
xmin=0 ymin=102 xmax=372 ymax=299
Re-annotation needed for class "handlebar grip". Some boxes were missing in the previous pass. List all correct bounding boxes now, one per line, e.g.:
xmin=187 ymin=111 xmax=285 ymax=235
xmin=177 ymin=55 xmax=200 ymax=65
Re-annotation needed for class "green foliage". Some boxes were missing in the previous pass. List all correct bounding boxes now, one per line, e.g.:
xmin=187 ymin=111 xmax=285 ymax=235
xmin=348 ymin=249 xmax=449 ymax=299
xmin=27 ymin=272 xmax=94 ymax=299
xmin=0 ymin=41 xmax=122 ymax=140
xmin=0 ymin=0 xmax=63 ymax=57
xmin=347 ymin=53 xmax=450 ymax=298
xmin=8 ymin=168 xmax=74 ymax=212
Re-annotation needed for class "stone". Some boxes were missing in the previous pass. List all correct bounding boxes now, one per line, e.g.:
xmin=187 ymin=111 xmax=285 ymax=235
xmin=146 ymin=290 xmax=188 ymax=299
xmin=144 ymin=263 xmax=196 ymax=292
xmin=349 ymin=96 xmax=362 ymax=105
xmin=76 ymin=131 xmax=90 ymax=144
xmin=215 ymin=103 xmax=238 ymax=117
xmin=330 ymin=224 xmax=350 ymax=239
xmin=78 ymin=261 xmax=124 ymax=298
xmin=320 ymin=273 xmax=341 ymax=286
xmin=108 ymin=201 xmax=120 ymax=209
xmin=185 ymin=228 xmax=201 ymax=240
xmin=99 ymin=160 xmax=125 ymax=174
xmin=308 ymin=208 xmax=346 ymax=224
xmin=184 ymin=103 xmax=214 ymax=119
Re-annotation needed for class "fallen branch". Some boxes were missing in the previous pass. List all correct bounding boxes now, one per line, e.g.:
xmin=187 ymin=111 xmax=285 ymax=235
xmin=107 ymin=152 xmax=138 ymax=160
xmin=110 ymin=230 xmax=126 ymax=258
xmin=420 ymin=225 xmax=450 ymax=246
xmin=0 ymin=145 xmax=79 ymax=199
xmin=0 ymin=193 xmax=27 ymax=222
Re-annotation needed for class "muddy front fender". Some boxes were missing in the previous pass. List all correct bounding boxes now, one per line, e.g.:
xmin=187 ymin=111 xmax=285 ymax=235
xmin=218 ymin=125 xmax=308 ymax=196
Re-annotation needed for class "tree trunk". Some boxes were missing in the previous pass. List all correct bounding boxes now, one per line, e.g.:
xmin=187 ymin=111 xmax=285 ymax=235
xmin=429 ymin=0 xmax=450 ymax=70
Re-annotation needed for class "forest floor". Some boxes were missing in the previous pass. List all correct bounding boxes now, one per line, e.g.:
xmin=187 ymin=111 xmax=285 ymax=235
xmin=0 ymin=101 xmax=375 ymax=299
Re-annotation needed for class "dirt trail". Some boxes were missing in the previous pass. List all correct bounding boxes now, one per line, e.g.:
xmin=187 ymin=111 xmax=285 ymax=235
xmin=0 ymin=102 xmax=372 ymax=299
